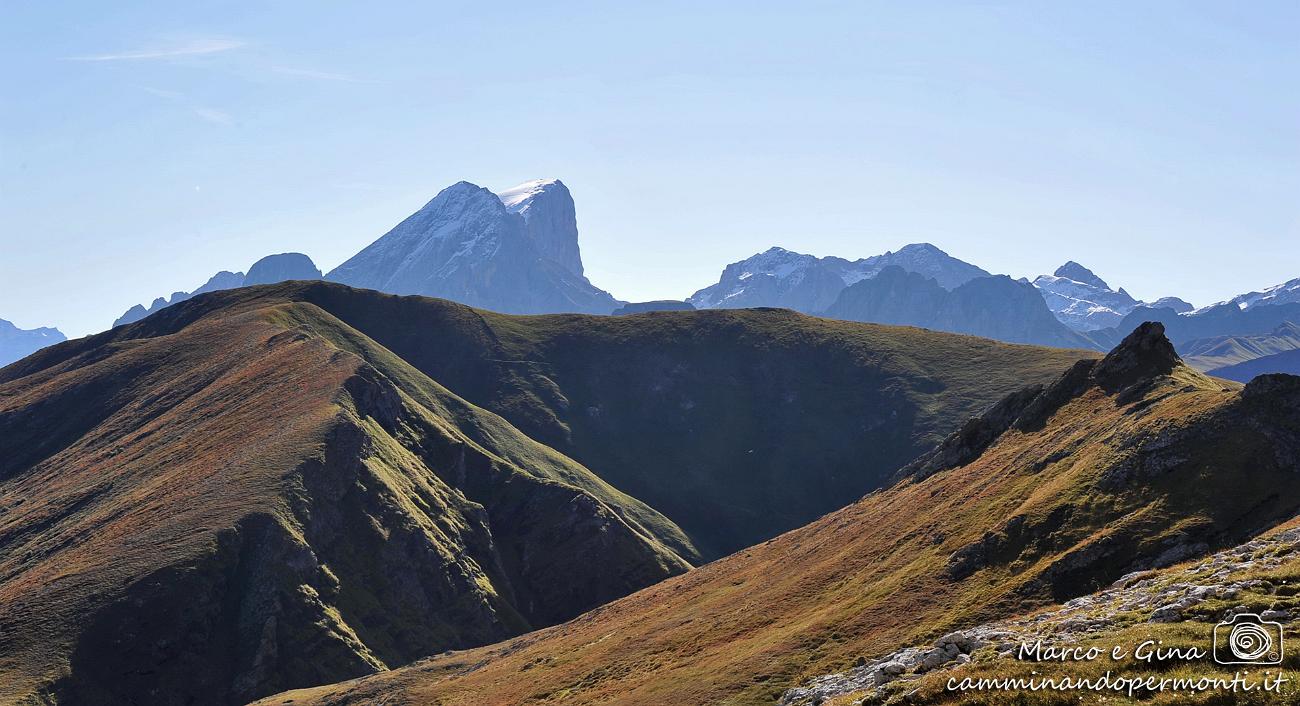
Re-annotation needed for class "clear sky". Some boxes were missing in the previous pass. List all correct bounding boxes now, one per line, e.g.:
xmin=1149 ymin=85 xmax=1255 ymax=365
xmin=2 ymin=2 xmax=1297 ymax=337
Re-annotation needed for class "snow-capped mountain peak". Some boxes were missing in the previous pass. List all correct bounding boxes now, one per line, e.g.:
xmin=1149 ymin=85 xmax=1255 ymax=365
xmin=325 ymin=179 xmax=615 ymax=314
xmin=1053 ymin=261 xmax=1110 ymax=290
xmin=1214 ymin=276 xmax=1300 ymax=312
xmin=1032 ymin=262 xmax=1137 ymax=332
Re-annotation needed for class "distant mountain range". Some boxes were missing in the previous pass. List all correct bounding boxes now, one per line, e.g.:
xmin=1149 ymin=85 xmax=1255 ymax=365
xmin=0 ymin=319 xmax=65 ymax=368
xmin=823 ymin=266 xmax=1094 ymax=349
xmin=10 ymin=177 xmax=1294 ymax=382
xmin=1179 ymin=321 xmax=1300 ymax=370
xmin=0 ymin=281 xmax=1082 ymax=703
xmin=114 ymin=253 xmax=321 ymax=327
xmin=687 ymin=243 xmax=990 ymax=313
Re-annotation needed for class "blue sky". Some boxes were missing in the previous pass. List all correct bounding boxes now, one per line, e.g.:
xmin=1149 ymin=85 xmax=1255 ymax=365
xmin=2 ymin=2 xmax=1297 ymax=337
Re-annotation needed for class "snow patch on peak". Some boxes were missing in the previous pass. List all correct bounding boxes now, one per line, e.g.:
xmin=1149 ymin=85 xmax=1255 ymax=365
xmin=498 ymin=178 xmax=564 ymax=213
xmin=1215 ymin=276 xmax=1300 ymax=312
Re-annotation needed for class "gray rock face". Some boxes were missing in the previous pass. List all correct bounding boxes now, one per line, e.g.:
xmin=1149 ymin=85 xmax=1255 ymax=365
xmin=497 ymin=179 xmax=584 ymax=277
xmin=0 ymin=319 xmax=66 ymax=368
xmin=244 ymin=253 xmax=322 ymax=286
xmin=687 ymin=243 xmax=990 ymax=313
xmin=1092 ymin=321 xmax=1181 ymax=388
xmin=823 ymin=267 xmax=1097 ymax=349
xmin=327 ymin=181 xmax=618 ymax=315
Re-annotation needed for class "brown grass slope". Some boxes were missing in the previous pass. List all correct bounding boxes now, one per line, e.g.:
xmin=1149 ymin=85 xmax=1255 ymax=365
xmin=0 ymin=298 xmax=694 ymax=705
xmin=123 ymin=281 xmax=1090 ymax=559
xmin=259 ymin=323 xmax=1300 ymax=705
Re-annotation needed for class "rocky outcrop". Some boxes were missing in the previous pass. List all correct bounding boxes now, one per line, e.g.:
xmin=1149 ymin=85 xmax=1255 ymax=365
xmin=1091 ymin=321 xmax=1180 ymax=390
xmin=905 ymin=322 xmax=1188 ymax=483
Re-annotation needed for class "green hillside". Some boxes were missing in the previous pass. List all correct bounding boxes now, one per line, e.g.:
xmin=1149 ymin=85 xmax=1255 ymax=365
xmin=193 ymin=282 xmax=1091 ymax=557
xmin=258 ymin=324 xmax=1300 ymax=706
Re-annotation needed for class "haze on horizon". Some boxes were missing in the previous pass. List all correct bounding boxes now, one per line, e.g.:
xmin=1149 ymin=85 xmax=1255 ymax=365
xmin=2 ymin=2 xmax=1297 ymax=338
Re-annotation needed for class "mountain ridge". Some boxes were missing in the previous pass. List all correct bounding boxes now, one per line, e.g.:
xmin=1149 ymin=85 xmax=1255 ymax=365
xmin=0 ymin=318 xmax=65 ymax=368
xmin=0 ymin=284 xmax=695 ymax=705
xmin=825 ymin=266 xmax=1095 ymax=349
xmin=256 ymin=322 xmax=1300 ymax=705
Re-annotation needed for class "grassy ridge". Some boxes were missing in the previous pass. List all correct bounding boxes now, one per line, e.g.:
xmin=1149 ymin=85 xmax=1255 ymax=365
xmin=238 ymin=281 xmax=1091 ymax=557
xmin=0 ymin=298 xmax=692 ymax=703
xmin=258 ymin=330 xmax=1300 ymax=705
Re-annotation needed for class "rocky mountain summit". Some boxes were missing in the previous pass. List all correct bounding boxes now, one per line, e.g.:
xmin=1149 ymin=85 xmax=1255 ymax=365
xmin=1032 ymin=261 xmax=1141 ymax=331
xmin=326 ymin=181 xmax=618 ymax=314
xmin=0 ymin=318 xmax=65 ymax=368
xmin=1032 ymin=262 xmax=1200 ymax=334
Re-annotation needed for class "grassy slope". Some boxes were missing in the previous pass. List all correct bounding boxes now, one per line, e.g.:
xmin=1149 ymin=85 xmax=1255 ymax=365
xmin=0 ymin=298 xmax=692 ymax=703
xmin=258 ymin=332 xmax=1300 ymax=706
xmin=194 ymin=282 xmax=1091 ymax=558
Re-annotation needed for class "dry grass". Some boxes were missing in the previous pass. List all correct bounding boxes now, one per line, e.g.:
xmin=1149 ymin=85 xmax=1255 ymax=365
xmin=256 ymin=347 xmax=1300 ymax=705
